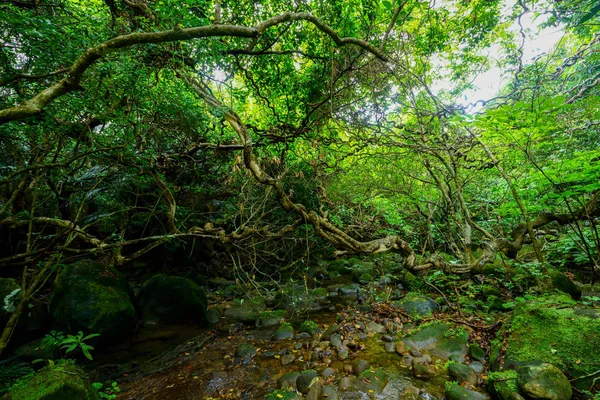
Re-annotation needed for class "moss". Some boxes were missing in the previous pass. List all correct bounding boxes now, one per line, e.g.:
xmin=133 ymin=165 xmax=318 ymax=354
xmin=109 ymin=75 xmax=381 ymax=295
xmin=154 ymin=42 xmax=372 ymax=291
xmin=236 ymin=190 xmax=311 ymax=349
xmin=8 ymin=363 xmax=98 ymax=400
xmin=256 ymin=310 xmax=286 ymax=327
xmin=49 ymin=261 xmax=135 ymax=344
xmin=299 ymin=319 xmax=319 ymax=334
xmin=265 ymin=388 xmax=298 ymax=400
xmin=488 ymin=370 xmax=518 ymax=391
xmin=503 ymin=295 xmax=600 ymax=377
xmin=312 ymin=287 xmax=328 ymax=299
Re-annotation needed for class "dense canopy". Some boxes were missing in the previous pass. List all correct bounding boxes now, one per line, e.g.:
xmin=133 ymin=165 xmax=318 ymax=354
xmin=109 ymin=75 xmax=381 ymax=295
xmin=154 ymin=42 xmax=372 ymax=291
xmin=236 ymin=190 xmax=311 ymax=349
xmin=1 ymin=0 xmax=600 ymax=398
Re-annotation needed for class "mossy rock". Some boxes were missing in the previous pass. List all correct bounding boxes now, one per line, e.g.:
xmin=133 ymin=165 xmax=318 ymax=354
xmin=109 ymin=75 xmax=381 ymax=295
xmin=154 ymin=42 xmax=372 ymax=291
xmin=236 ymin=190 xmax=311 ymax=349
xmin=136 ymin=274 xmax=207 ymax=324
xmin=482 ymin=261 xmax=510 ymax=278
xmin=398 ymin=270 xmax=420 ymax=290
xmin=445 ymin=383 xmax=489 ymax=400
xmin=273 ymin=322 xmax=294 ymax=340
xmin=6 ymin=363 xmax=99 ymax=400
xmin=256 ymin=310 xmax=286 ymax=327
xmin=273 ymin=288 xmax=322 ymax=312
xmin=517 ymin=363 xmax=571 ymax=400
xmin=312 ymin=287 xmax=328 ymax=300
xmin=296 ymin=370 xmax=318 ymax=394
xmin=402 ymin=323 xmax=468 ymax=362
xmin=0 ymin=278 xmax=20 ymax=318
xmin=501 ymin=295 xmax=600 ymax=378
xmin=358 ymin=368 xmax=388 ymax=394
xmin=224 ymin=297 xmax=266 ymax=323
xmin=359 ymin=273 xmax=373 ymax=284
xmin=488 ymin=370 xmax=521 ymax=400
xmin=548 ymin=269 xmax=581 ymax=300
xmin=393 ymin=294 xmax=439 ymax=317
xmin=49 ymin=260 xmax=135 ymax=345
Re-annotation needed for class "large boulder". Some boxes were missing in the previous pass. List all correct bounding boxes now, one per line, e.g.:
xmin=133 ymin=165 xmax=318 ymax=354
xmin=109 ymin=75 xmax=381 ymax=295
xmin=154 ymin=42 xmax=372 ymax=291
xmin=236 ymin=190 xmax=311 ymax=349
xmin=402 ymin=323 xmax=468 ymax=362
xmin=517 ymin=363 xmax=572 ymax=400
xmin=49 ymin=260 xmax=135 ymax=344
xmin=5 ymin=363 xmax=98 ymax=400
xmin=136 ymin=274 xmax=207 ymax=324
xmin=495 ymin=295 xmax=600 ymax=382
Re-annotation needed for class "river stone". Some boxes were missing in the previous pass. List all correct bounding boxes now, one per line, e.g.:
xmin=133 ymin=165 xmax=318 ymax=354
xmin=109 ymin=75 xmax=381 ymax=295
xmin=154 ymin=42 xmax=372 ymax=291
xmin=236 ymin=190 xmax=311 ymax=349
xmin=50 ymin=260 xmax=135 ymax=344
xmin=548 ymin=269 xmax=581 ymax=300
xmin=470 ymin=361 xmax=484 ymax=374
xmin=330 ymin=333 xmax=343 ymax=348
xmin=205 ymin=308 xmax=220 ymax=325
xmin=322 ymin=385 xmax=339 ymax=400
xmin=306 ymin=378 xmax=323 ymax=400
xmin=5 ymin=363 xmax=98 ymax=400
xmin=273 ymin=323 xmax=294 ymax=340
xmin=402 ymin=323 xmax=468 ymax=362
xmin=339 ymin=283 xmax=361 ymax=295
xmin=446 ymin=384 xmax=489 ymax=400
xmin=359 ymin=368 xmax=388 ymax=393
xmin=449 ymin=362 xmax=478 ymax=385
xmin=0 ymin=278 xmax=20 ymax=318
xmin=136 ymin=274 xmax=207 ymax=324
xmin=395 ymin=341 xmax=408 ymax=354
xmin=256 ymin=310 xmax=286 ymax=327
xmin=412 ymin=363 xmax=436 ymax=380
xmin=281 ymin=354 xmax=296 ymax=365
xmin=517 ymin=363 xmax=572 ymax=400
xmin=469 ymin=343 xmax=486 ymax=361
xmin=234 ymin=343 xmax=257 ymax=364
xmin=394 ymin=295 xmax=439 ymax=317
xmin=366 ymin=321 xmax=386 ymax=333
xmin=297 ymin=370 xmax=318 ymax=394
xmin=278 ymin=371 xmax=300 ymax=389
xmin=383 ymin=342 xmax=396 ymax=353
xmin=352 ymin=359 xmax=370 ymax=375
xmin=224 ymin=297 xmax=266 ymax=324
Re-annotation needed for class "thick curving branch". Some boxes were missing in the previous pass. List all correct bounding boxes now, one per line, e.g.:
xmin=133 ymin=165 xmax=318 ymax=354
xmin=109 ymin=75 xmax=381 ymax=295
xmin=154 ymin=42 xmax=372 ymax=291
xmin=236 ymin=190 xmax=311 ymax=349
xmin=0 ymin=12 xmax=386 ymax=124
xmin=182 ymin=74 xmax=417 ymax=269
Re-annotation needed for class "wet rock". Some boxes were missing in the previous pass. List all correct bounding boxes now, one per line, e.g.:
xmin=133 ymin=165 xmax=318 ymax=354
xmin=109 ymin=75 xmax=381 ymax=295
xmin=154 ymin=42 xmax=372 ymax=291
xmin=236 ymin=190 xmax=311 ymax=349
xmin=402 ymin=355 xmax=414 ymax=367
xmin=224 ymin=297 xmax=266 ymax=324
xmin=297 ymin=332 xmax=312 ymax=339
xmin=136 ymin=273 xmax=207 ymax=325
xmin=394 ymin=295 xmax=439 ymax=317
xmin=410 ymin=347 xmax=422 ymax=357
xmin=366 ymin=321 xmax=386 ymax=333
xmin=395 ymin=341 xmax=408 ymax=354
xmin=205 ymin=307 xmax=221 ymax=325
xmin=382 ymin=334 xmax=394 ymax=342
xmin=313 ymin=287 xmax=328 ymax=300
xmin=294 ymin=342 xmax=303 ymax=350
xmin=412 ymin=363 xmax=436 ymax=380
xmin=322 ymin=367 xmax=335 ymax=377
xmin=469 ymin=343 xmax=486 ymax=361
xmin=339 ymin=376 xmax=357 ymax=392
xmin=14 ymin=337 xmax=60 ymax=362
xmin=256 ymin=310 xmax=286 ymax=327
xmin=402 ymin=322 xmax=468 ymax=362
xmin=352 ymin=359 xmax=370 ymax=375
xmin=446 ymin=383 xmax=489 ymax=400
xmin=412 ymin=354 xmax=432 ymax=365
xmin=297 ymin=370 xmax=319 ymax=394
xmin=278 ymin=371 xmax=300 ymax=389
xmin=281 ymin=354 xmax=296 ymax=365
xmin=449 ymin=362 xmax=478 ymax=385
xmin=401 ymin=385 xmax=421 ymax=400
xmin=330 ymin=334 xmax=343 ymax=348
xmin=306 ymin=378 xmax=323 ymax=400
xmin=273 ymin=322 xmax=294 ymax=340
xmin=383 ymin=342 xmax=396 ymax=353
xmin=517 ymin=363 xmax=572 ymax=400
xmin=50 ymin=260 xmax=135 ymax=344
xmin=4 ymin=363 xmax=98 ymax=400
xmin=359 ymin=368 xmax=388 ymax=393
xmin=322 ymin=385 xmax=339 ymax=400
xmin=338 ymin=348 xmax=349 ymax=360
xmin=235 ymin=343 xmax=257 ymax=364
xmin=470 ymin=361 xmax=484 ymax=374
xmin=339 ymin=283 xmax=361 ymax=296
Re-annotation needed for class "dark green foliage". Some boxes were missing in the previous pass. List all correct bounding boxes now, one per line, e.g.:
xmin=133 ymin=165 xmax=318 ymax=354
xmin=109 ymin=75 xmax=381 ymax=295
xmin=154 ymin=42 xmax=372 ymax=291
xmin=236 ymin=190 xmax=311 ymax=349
xmin=136 ymin=274 xmax=207 ymax=324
